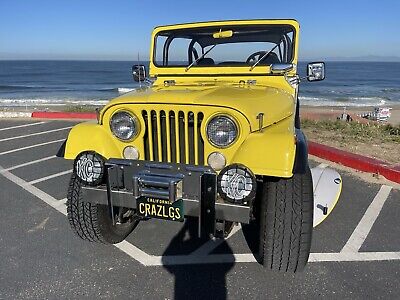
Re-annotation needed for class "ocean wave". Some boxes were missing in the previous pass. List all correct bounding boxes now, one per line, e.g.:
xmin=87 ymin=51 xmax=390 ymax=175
xmin=299 ymin=96 xmax=389 ymax=107
xmin=0 ymin=84 xmax=47 ymax=91
xmin=0 ymin=85 xmax=137 ymax=93
xmin=96 ymin=87 xmax=117 ymax=92
xmin=382 ymin=88 xmax=400 ymax=93
xmin=0 ymin=98 xmax=109 ymax=107
xmin=92 ymin=87 xmax=135 ymax=93
xmin=118 ymin=87 xmax=135 ymax=94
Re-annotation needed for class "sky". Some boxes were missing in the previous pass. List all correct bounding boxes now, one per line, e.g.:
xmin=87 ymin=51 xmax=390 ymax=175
xmin=0 ymin=0 xmax=399 ymax=61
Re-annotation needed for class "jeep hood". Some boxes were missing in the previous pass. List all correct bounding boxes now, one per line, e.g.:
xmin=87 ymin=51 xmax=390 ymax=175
xmin=106 ymin=85 xmax=295 ymax=131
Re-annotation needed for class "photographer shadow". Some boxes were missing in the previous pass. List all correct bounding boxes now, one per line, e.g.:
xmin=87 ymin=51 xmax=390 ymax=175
xmin=162 ymin=217 xmax=234 ymax=300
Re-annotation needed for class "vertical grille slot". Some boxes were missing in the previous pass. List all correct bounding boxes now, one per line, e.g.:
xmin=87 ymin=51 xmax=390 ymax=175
xmin=178 ymin=111 xmax=186 ymax=163
xmin=169 ymin=111 xmax=177 ymax=163
xmin=188 ymin=112 xmax=195 ymax=165
xmin=197 ymin=113 xmax=204 ymax=165
xmin=159 ymin=111 xmax=168 ymax=162
xmin=142 ymin=110 xmax=204 ymax=165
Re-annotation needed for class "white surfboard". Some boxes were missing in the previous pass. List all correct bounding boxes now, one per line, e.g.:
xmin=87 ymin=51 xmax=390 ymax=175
xmin=311 ymin=166 xmax=342 ymax=227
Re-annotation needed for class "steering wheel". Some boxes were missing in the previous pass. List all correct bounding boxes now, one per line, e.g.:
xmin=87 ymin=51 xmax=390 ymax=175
xmin=189 ymin=48 xmax=199 ymax=64
xmin=246 ymin=51 xmax=267 ymax=64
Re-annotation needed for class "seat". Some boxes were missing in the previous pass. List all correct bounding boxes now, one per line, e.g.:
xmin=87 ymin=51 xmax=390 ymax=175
xmin=260 ymin=52 xmax=281 ymax=65
xmin=197 ymin=57 xmax=215 ymax=66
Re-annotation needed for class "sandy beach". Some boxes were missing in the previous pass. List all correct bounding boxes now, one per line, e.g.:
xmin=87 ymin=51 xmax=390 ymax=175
xmin=301 ymin=105 xmax=400 ymax=125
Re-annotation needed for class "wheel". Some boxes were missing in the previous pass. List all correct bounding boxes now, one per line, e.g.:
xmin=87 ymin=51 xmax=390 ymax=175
xmin=67 ymin=173 xmax=139 ymax=244
xmin=258 ymin=168 xmax=313 ymax=272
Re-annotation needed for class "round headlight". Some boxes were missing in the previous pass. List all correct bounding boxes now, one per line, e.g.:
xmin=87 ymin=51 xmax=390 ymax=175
xmin=110 ymin=111 xmax=138 ymax=141
xmin=206 ymin=115 xmax=238 ymax=147
xmin=217 ymin=164 xmax=256 ymax=204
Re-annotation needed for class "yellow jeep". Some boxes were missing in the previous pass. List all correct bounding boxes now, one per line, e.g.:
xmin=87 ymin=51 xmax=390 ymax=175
xmin=58 ymin=19 xmax=325 ymax=272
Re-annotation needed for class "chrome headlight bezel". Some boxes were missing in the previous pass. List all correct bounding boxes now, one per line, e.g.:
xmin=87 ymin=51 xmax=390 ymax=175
xmin=109 ymin=111 xmax=139 ymax=141
xmin=206 ymin=115 xmax=238 ymax=148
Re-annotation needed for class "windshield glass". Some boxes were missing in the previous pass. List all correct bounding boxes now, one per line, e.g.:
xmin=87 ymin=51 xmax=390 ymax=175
xmin=153 ymin=25 xmax=295 ymax=68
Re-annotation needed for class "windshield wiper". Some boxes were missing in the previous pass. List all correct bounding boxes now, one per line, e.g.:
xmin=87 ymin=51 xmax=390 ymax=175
xmin=249 ymin=41 xmax=281 ymax=71
xmin=185 ymin=44 xmax=216 ymax=71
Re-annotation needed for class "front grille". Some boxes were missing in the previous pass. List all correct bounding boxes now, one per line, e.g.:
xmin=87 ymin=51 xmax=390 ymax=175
xmin=142 ymin=110 xmax=205 ymax=165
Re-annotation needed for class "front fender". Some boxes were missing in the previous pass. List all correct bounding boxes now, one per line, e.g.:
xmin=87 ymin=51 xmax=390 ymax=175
xmin=231 ymin=117 xmax=296 ymax=178
xmin=63 ymin=121 xmax=121 ymax=160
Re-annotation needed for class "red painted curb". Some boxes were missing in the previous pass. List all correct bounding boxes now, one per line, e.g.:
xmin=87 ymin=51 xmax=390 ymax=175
xmin=31 ymin=111 xmax=96 ymax=119
xmin=308 ymin=141 xmax=400 ymax=184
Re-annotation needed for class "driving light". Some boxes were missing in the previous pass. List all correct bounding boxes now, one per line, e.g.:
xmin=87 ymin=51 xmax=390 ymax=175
xmin=123 ymin=146 xmax=140 ymax=160
xmin=217 ymin=164 xmax=256 ymax=204
xmin=110 ymin=111 xmax=139 ymax=141
xmin=206 ymin=115 xmax=238 ymax=147
xmin=74 ymin=152 xmax=104 ymax=186
xmin=207 ymin=152 xmax=226 ymax=171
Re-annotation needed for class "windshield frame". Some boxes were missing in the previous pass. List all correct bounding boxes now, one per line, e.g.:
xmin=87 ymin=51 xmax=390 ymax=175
xmin=152 ymin=24 xmax=296 ymax=69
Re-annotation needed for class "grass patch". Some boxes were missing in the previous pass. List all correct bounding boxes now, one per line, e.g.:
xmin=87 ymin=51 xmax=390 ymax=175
xmin=301 ymin=119 xmax=400 ymax=143
xmin=61 ymin=105 xmax=102 ymax=113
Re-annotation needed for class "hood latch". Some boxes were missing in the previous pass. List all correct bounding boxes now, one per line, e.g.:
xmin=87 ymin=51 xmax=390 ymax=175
xmin=256 ymin=113 xmax=264 ymax=132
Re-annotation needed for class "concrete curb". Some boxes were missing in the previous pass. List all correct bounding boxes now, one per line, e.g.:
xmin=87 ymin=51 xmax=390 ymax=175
xmin=31 ymin=111 xmax=97 ymax=119
xmin=0 ymin=111 xmax=33 ymax=118
xmin=0 ymin=111 xmax=97 ymax=119
xmin=308 ymin=141 xmax=400 ymax=184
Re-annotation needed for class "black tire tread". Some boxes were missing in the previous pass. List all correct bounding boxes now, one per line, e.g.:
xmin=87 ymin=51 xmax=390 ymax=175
xmin=67 ymin=173 xmax=107 ymax=243
xmin=67 ymin=173 xmax=136 ymax=244
xmin=259 ymin=168 xmax=313 ymax=272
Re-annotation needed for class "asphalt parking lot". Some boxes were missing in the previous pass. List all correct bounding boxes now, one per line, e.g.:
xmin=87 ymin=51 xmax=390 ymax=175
xmin=0 ymin=119 xmax=399 ymax=299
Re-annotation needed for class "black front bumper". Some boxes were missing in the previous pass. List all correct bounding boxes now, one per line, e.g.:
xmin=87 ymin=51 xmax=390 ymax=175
xmin=81 ymin=158 xmax=250 ymax=238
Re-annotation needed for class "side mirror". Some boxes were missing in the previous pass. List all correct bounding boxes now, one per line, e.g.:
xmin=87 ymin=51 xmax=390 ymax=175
xmin=307 ymin=62 xmax=325 ymax=81
xmin=132 ymin=65 xmax=146 ymax=82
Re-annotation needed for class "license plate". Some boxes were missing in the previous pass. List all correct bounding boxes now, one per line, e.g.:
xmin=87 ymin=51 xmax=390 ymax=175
xmin=136 ymin=197 xmax=184 ymax=222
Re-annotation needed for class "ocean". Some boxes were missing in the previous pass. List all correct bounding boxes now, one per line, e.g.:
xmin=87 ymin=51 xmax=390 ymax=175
xmin=0 ymin=60 xmax=399 ymax=107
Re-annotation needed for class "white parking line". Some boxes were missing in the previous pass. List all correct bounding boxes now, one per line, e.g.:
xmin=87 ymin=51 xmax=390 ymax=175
xmin=4 ymin=155 xmax=56 ymax=171
xmin=0 ymin=121 xmax=46 ymax=132
xmin=29 ymin=170 xmax=72 ymax=185
xmin=309 ymin=252 xmax=400 ymax=262
xmin=56 ymin=198 xmax=67 ymax=214
xmin=341 ymin=185 xmax=393 ymax=253
xmin=0 ymin=139 xmax=65 ymax=156
xmin=0 ymin=126 xmax=72 ymax=142
xmin=141 ymin=253 xmax=258 ymax=266
xmin=114 ymin=251 xmax=400 ymax=266
xmin=115 ymin=241 xmax=155 ymax=265
xmin=0 ymin=165 xmax=66 ymax=215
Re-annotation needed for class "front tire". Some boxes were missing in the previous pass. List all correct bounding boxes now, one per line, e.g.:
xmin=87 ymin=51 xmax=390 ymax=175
xmin=258 ymin=168 xmax=313 ymax=272
xmin=67 ymin=173 xmax=139 ymax=244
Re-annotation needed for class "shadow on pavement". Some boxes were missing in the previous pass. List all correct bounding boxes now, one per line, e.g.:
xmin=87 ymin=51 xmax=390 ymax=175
xmin=242 ymin=221 xmax=261 ymax=262
xmin=162 ymin=217 xmax=234 ymax=300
